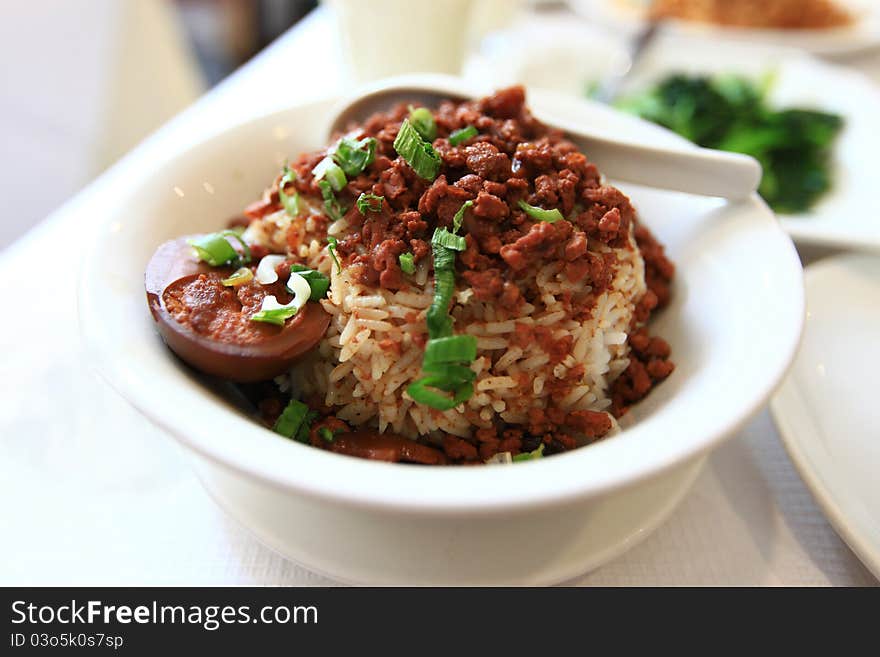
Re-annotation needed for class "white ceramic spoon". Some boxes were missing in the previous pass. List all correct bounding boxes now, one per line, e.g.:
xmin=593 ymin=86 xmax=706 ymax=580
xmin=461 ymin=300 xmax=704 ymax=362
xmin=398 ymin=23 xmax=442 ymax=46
xmin=327 ymin=74 xmax=762 ymax=201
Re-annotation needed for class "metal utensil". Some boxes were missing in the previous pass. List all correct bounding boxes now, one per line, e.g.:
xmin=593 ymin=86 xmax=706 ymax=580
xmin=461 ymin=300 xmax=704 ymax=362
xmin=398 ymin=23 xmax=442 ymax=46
xmin=327 ymin=74 xmax=762 ymax=201
xmin=591 ymin=20 xmax=660 ymax=104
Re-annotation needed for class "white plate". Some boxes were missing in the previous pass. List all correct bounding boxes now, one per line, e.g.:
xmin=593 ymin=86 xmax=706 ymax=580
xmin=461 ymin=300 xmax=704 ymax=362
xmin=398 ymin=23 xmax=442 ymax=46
xmin=771 ymin=253 xmax=880 ymax=580
xmin=569 ymin=0 xmax=880 ymax=56
xmin=468 ymin=31 xmax=880 ymax=252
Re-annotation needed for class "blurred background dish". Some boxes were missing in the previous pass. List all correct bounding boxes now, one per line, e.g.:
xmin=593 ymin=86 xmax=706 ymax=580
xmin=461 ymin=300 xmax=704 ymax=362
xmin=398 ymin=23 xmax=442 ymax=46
xmin=570 ymin=0 xmax=880 ymax=55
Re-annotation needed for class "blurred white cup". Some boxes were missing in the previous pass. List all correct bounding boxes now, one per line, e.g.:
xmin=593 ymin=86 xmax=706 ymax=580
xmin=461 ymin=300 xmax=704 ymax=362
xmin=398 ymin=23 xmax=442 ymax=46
xmin=326 ymin=0 xmax=521 ymax=84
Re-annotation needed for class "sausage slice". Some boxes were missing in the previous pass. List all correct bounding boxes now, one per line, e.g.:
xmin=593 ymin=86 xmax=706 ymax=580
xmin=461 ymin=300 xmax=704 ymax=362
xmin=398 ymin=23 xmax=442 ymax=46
xmin=145 ymin=236 xmax=330 ymax=382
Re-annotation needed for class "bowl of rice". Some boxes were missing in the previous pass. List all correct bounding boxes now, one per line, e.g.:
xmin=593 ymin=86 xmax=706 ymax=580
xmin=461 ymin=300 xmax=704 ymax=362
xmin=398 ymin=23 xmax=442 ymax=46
xmin=79 ymin=77 xmax=804 ymax=584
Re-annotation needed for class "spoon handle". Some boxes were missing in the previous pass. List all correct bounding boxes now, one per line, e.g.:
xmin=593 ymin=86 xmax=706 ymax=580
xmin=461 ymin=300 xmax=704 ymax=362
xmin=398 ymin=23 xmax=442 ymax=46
xmin=569 ymin=133 xmax=762 ymax=200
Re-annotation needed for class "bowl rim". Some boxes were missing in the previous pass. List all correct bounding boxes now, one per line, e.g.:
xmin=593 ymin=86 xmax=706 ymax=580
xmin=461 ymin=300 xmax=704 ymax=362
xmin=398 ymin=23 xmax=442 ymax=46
xmin=77 ymin=89 xmax=805 ymax=516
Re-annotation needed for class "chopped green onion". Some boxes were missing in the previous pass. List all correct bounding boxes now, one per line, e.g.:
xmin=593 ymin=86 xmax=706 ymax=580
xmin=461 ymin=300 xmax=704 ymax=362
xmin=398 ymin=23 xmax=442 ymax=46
xmin=289 ymin=264 xmax=330 ymax=301
xmin=295 ymin=410 xmax=318 ymax=443
xmin=513 ymin=443 xmax=546 ymax=462
xmin=449 ymin=125 xmax=478 ymax=146
xmin=356 ymin=192 xmax=384 ymax=214
xmin=426 ymin=267 xmax=455 ymax=339
xmin=188 ymin=230 xmax=251 ymax=267
xmin=250 ymin=306 xmax=298 ymax=326
xmin=425 ymin=231 xmax=457 ymax=338
xmin=318 ymin=427 xmax=336 ymax=443
xmin=279 ymin=165 xmax=300 ymax=217
xmin=408 ymin=105 xmax=437 ymax=142
xmin=273 ymin=399 xmax=311 ymax=439
xmin=518 ymin=199 xmax=564 ymax=223
xmin=398 ymin=252 xmax=415 ymax=275
xmin=393 ymin=118 xmax=442 ymax=181
xmin=409 ymin=226 xmax=479 ymax=411
xmin=312 ymin=157 xmax=348 ymax=191
xmin=221 ymin=267 xmax=254 ymax=287
xmin=423 ymin=335 xmax=478 ymax=366
xmin=422 ymin=362 xmax=476 ymax=385
xmin=406 ymin=376 xmax=473 ymax=411
xmin=333 ymin=137 xmax=377 ymax=177
xmin=327 ymin=236 xmax=341 ymax=274
xmin=318 ymin=180 xmax=345 ymax=222
xmin=452 ymin=200 xmax=473 ymax=234
xmin=432 ymin=227 xmax=466 ymax=252
xmin=190 ymin=234 xmax=236 ymax=266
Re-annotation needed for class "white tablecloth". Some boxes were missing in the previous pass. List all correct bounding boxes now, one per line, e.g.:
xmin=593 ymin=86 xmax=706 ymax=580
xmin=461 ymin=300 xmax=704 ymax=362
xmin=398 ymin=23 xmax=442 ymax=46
xmin=1 ymin=8 xmax=876 ymax=587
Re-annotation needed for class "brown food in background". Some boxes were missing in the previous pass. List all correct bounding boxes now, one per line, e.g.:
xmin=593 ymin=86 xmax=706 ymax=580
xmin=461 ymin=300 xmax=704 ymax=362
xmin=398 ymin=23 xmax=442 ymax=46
xmin=649 ymin=0 xmax=853 ymax=29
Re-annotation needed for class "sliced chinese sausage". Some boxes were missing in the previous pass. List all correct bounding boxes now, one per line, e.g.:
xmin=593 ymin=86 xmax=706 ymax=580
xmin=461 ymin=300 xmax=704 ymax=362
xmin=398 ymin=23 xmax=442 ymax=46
xmin=329 ymin=431 xmax=449 ymax=465
xmin=145 ymin=236 xmax=330 ymax=382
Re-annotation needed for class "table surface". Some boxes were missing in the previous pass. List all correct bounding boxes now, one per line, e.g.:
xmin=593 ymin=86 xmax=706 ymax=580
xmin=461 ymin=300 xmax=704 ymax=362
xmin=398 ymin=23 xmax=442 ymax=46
xmin=2 ymin=8 xmax=877 ymax=587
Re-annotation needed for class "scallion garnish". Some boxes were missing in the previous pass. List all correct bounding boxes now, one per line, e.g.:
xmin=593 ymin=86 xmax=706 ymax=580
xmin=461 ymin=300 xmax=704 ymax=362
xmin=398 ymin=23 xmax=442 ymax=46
xmin=312 ymin=157 xmax=348 ymax=191
xmin=318 ymin=180 xmax=345 ymax=222
xmin=423 ymin=335 xmax=478 ymax=367
xmin=449 ymin=125 xmax=478 ymax=146
xmin=425 ymin=255 xmax=455 ymax=338
xmin=250 ymin=306 xmax=298 ymax=326
xmin=327 ymin=236 xmax=341 ymax=274
xmin=289 ymin=264 xmax=330 ymax=301
xmin=452 ymin=200 xmax=473 ymax=235
xmin=221 ymin=267 xmax=254 ymax=287
xmin=406 ymin=227 xmax=477 ymax=411
xmin=406 ymin=376 xmax=474 ymax=412
xmin=422 ymin=362 xmax=476 ymax=384
xmin=251 ymin=269 xmax=311 ymax=325
xmin=408 ymin=105 xmax=437 ymax=142
xmin=398 ymin=252 xmax=415 ymax=275
xmin=356 ymin=192 xmax=384 ymax=214
xmin=279 ymin=165 xmax=300 ymax=217
xmin=393 ymin=118 xmax=442 ymax=181
xmin=333 ymin=137 xmax=377 ymax=177
xmin=188 ymin=230 xmax=252 ymax=267
xmin=274 ymin=399 xmax=310 ymax=439
xmin=431 ymin=227 xmax=466 ymax=252
xmin=513 ymin=443 xmax=546 ymax=462
xmin=518 ymin=199 xmax=564 ymax=223
xmin=318 ymin=427 xmax=336 ymax=443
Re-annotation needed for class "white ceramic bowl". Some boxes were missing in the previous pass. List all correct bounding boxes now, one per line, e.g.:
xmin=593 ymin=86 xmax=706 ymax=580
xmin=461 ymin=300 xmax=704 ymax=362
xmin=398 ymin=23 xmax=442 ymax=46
xmin=78 ymin=89 xmax=804 ymax=585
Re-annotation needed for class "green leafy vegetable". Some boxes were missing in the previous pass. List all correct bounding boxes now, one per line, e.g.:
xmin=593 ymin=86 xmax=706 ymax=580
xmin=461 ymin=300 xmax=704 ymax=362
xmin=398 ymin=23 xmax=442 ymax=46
xmin=279 ymin=165 xmax=300 ymax=217
xmin=289 ymin=264 xmax=330 ymax=301
xmin=273 ymin=399 xmax=316 ymax=443
xmin=617 ymin=73 xmax=844 ymax=214
xmin=513 ymin=443 xmax=545 ymax=462
xmin=318 ymin=180 xmax=345 ymax=222
xmin=250 ymin=306 xmax=298 ymax=326
xmin=408 ymin=105 xmax=437 ymax=142
xmin=398 ymin=252 xmax=415 ymax=274
xmin=393 ymin=118 xmax=442 ymax=180
xmin=333 ymin=137 xmax=377 ymax=177
xmin=518 ymin=200 xmax=564 ymax=223
xmin=452 ymin=200 xmax=473 ymax=234
xmin=356 ymin=192 xmax=384 ymax=214
xmin=188 ymin=230 xmax=252 ymax=267
xmin=449 ymin=125 xmax=478 ymax=146
xmin=326 ymin=236 xmax=341 ymax=274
